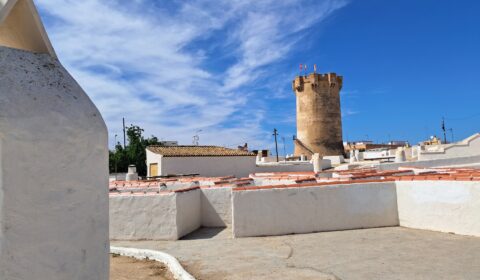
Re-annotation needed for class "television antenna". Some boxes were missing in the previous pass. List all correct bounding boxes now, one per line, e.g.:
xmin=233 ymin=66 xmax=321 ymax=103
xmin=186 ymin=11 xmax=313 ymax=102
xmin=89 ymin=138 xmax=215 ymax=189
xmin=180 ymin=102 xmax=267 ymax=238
xmin=192 ymin=129 xmax=202 ymax=145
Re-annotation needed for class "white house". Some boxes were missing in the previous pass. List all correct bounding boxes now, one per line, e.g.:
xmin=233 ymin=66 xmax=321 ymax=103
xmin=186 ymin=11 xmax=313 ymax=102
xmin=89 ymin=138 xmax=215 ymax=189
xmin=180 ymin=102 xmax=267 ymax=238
xmin=419 ymin=133 xmax=480 ymax=161
xmin=147 ymin=145 xmax=257 ymax=178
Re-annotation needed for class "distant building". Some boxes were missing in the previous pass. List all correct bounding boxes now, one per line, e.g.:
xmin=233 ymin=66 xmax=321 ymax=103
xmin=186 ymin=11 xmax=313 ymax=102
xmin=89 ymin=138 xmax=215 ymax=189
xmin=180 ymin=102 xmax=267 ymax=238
xmin=388 ymin=141 xmax=409 ymax=146
xmin=146 ymin=145 xmax=256 ymax=178
xmin=344 ymin=141 xmax=405 ymax=153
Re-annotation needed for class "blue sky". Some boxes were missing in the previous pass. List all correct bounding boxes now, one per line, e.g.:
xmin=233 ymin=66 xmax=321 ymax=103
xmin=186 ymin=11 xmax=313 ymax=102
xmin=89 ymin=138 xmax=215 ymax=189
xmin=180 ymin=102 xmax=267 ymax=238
xmin=37 ymin=0 xmax=480 ymax=154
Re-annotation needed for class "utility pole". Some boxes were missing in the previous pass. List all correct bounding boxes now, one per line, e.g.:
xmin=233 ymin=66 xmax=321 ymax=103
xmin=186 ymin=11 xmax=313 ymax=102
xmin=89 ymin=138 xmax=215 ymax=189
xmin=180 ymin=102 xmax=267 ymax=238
xmin=122 ymin=118 xmax=126 ymax=148
xmin=114 ymin=134 xmax=118 ymax=180
xmin=273 ymin=128 xmax=279 ymax=162
xmin=441 ymin=117 xmax=447 ymax=144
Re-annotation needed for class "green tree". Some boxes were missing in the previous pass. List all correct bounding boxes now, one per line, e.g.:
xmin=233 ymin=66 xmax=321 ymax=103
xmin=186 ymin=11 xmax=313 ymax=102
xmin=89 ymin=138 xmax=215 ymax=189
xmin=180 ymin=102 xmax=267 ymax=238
xmin=109 ymin=124 xmax=160 ymax=177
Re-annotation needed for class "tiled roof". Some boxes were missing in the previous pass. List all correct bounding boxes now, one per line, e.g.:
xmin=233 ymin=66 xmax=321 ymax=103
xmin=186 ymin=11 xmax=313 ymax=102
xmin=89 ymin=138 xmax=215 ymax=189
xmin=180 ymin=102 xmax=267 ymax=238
xmin=147 ymin=145 xmax=256 ymax=157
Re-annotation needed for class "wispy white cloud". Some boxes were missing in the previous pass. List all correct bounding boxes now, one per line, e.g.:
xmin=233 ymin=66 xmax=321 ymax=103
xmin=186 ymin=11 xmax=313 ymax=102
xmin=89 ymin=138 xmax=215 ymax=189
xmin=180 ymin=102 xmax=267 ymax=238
xmin=37 ymin=0 xmax=348 ymax=148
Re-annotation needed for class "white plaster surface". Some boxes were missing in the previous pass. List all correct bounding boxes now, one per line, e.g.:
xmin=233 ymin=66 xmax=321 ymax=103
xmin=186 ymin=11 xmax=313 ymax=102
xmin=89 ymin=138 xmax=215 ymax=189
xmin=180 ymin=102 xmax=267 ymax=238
xmin=201 ymin=187 xmax=232 ymax=227
xmin=251 ymin=178 xmax=299 ymax=186
xmin=396 ymin=181 xmax=480 ymax=237
xmin=176 ymin=189 xmax=201 ymax=238
xmin=254 ymin=161 xmax=320 ymax=173
xmin=323 ymin=155 xmax=345 ymax=165
xmin=110 ymin=194 xmax=179 ymax=240
xmin=146 ymin=149 xmax=162 ymax=177
xmin=232 ymin=182 xmax=399 ymax=237
xmin=0 ymin=47 xmax=109 ymax=279
xmin=159 ymin=156 xmax=256 ymax=178
xmin=110 ymin=190 xmax=202 ymax=241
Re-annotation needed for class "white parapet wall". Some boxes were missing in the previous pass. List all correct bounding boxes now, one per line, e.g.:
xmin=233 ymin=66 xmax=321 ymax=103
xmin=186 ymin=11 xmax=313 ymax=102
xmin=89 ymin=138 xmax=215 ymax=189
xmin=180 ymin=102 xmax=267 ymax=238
xmin=396 ymin=180 xmax=480 ymax=237
xmin=110 ymin=188 xmax=202 ymax=240
xmin=110 ymin=193 xmax=179 ymax=240
xmin=176 ymin=189 xmax=202 ymax=238
xmin=254 ymin=161 xmax=324 ymax=173
xmin=201 ymin=187 xmax=233 ymax=227
xmin=232 ymin=182 xmax=399 ymax=238
xmin=110 ymin=179 xmax=480 ymax=240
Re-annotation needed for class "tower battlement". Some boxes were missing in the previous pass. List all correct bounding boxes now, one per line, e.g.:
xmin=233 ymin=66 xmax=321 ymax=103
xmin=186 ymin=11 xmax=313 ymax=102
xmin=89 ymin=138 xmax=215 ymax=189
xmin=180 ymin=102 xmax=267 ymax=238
xmin=292 ymin=72 xmax=343 ymax=93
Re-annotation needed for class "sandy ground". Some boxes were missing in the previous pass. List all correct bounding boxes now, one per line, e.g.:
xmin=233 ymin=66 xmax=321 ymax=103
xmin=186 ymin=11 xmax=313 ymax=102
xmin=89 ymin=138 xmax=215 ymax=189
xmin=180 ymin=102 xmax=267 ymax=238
xmin=112 ymin=227 xmax=480 ymax=280
xmin=110 ymin=254 xmax=174 ymax=280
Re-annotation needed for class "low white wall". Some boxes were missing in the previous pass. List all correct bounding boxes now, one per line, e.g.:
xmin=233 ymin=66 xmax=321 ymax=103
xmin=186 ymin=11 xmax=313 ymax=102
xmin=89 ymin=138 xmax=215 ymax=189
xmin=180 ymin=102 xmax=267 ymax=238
xmin=323 ymin=155 xmax=344 ymax=165
xmin=176 ymin=189 xmax=202 ymax=237
xmin=232 ymin=182 xmax=399 ymax=238
xmin=201 ymin=187 xmax=232 ymax=227
xmin=160 ymin=156 xmax=256 ymax=178
xmin=110 ymin=188 xmax=217 ymax=241
xmin=254 ymin=162 xmax=317 ymax=173
xmin=110 ymin=194 xmax=179 ymax=240
xmin=396 ymin=181 xmax=480 ymax=237
xmin=109 ymin=173 xmax=127 ymax=181
xmin=378 ymin=155 xmax=480 ymax=170
xmin=110 ymin=179 xmax=480 ymax=240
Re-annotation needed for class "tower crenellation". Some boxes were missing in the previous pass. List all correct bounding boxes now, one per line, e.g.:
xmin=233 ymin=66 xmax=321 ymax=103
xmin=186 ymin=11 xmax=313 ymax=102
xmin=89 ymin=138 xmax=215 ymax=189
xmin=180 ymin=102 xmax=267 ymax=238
xmin=292 ymin=73 xmax=343 ymax=93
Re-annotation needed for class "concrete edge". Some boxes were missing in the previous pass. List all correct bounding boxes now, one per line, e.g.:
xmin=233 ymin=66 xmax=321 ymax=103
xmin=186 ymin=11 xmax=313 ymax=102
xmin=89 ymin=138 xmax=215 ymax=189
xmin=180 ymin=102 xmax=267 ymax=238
xmin=110 ymin=246 xmax=196 ymax=280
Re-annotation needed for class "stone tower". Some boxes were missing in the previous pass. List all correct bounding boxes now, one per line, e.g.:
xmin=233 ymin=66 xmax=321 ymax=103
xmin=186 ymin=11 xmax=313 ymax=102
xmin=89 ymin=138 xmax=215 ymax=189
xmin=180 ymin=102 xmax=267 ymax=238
xmin=293 ymin=72 xmax=344 ymax=157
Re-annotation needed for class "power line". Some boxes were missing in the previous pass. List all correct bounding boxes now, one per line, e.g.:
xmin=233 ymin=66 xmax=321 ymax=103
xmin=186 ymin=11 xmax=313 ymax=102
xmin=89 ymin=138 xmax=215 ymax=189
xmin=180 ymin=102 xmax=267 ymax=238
xmin=445 ymin=112 xmax=480 ymax=121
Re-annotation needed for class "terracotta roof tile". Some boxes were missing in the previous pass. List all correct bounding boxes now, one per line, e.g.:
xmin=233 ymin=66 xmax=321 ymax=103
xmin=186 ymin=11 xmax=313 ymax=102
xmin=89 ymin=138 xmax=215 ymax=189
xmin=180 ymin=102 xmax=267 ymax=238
xmin=147 ymin=145 xmax=256 ymax=157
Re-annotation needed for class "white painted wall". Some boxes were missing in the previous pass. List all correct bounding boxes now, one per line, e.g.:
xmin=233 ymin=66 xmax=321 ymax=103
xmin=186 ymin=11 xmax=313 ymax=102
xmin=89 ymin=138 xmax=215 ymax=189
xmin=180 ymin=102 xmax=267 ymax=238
xmin=110 ymin=194 xmax=178 ymax=240
xmin=159 ymin=156 xmax=257 ymax=178
xmin=0 ymin=47 xmax=109 ymax=279
xmin=396 ymin=181 xmax=480 ymax=237
xmin=419 ymin=134 xmax=480 ymax=160
xmin=110 ymin=187 xmax=231 ymax=241
xmin=255 ymin=161 xmax=332 ymax=173
xmin=232 ymin=182 xmax=399 ymax=238
xmin=110 ymin=189 xmax=202 ymax=241
xmin=323 ymin=155 xmax=345 ymax=165
xmin=176 ymin=189 xmax=202 ymax=237
xmin=146 ymin=149 xmax=162 ymax=177
xmin=201 ymin=187 xmax=232 ymax=227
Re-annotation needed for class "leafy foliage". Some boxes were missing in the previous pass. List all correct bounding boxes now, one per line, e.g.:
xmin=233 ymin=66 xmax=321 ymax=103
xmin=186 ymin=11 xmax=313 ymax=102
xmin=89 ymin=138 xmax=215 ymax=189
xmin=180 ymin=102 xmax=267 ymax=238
xmin=109 ymin=125 xmax=160 ymax=177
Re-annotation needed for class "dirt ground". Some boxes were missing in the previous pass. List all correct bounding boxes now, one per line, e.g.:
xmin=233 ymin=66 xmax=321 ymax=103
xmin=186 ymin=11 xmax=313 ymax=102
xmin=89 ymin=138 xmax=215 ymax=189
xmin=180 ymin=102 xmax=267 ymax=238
xmin=110 ymin=254 xmax=174 ymax=280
